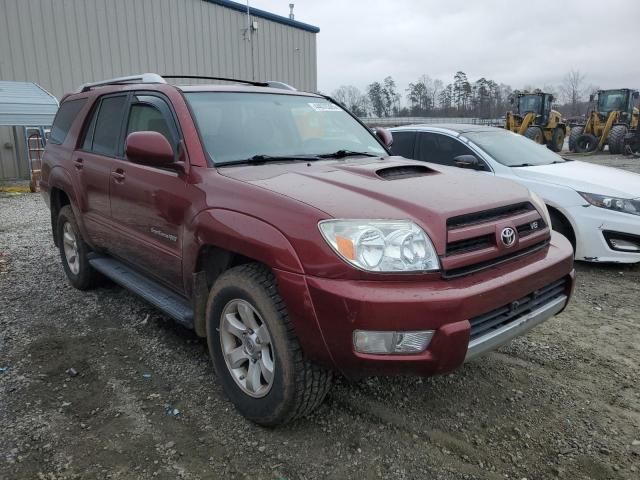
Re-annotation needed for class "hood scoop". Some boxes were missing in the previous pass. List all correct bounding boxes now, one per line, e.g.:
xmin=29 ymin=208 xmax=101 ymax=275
xmin=376 ymin=164 xmax=437 ymax=180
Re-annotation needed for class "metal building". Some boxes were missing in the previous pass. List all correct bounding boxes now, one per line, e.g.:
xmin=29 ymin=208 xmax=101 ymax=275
xmin=0 ymin=0 xmax=320 ymax=179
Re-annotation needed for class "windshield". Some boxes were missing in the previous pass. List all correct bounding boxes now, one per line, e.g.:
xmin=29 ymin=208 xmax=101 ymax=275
xmin=464 ymin=130 xmax=565 ymax=167
xmin=518 ymin=95 xmax=541 ymax=114
xmin=185 ymin=92 xmax=386 ymax=164
xmin=598 ymin=90 xmax=628 ymax=113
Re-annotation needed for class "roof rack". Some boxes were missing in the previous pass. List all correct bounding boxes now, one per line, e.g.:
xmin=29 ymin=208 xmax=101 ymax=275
xmin=162 ymin=75 xmax=296 ymax=90
xmin=75 ymin=73 xmax=298 ymax=93
xmin=77 ymin=73 xmax=166 ymax=93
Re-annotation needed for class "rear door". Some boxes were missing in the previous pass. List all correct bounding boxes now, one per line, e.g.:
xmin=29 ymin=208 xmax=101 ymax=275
xmin=108 ymin=92 xmax=188 ymax=291
xmin=71 ymin=93 xmax=128 ymax=248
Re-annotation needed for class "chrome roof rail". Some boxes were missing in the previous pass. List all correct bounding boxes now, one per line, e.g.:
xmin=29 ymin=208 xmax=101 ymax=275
xmin=77 ymin=73 xmax=166 ymax=93
xmin=265 ymin=81 xmax=297 ymax=91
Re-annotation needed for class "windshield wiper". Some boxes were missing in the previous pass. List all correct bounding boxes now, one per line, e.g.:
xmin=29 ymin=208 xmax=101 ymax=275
xmin=510 ymin=163 xmax=534 ymax=167
xmin=317 ymin=150 xmax=379 ymax=159
xmin=217 ymin=154 xmax=321 ymax=166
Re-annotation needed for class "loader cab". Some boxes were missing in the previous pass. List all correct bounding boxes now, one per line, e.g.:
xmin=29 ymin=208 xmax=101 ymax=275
xmin=517 ymin=93 xmax=553 ymax=124
xmin=596 ymin=89 xmax=635 ymax=116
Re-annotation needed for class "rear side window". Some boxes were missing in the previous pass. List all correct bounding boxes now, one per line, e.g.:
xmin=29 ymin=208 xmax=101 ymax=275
xmin=83 ymin=95 xmax=127 ymax=156
xmin=49 ymin=99 xmax=86 ymax=144
xmin=390 ymin=131 xmax=416 ymax=158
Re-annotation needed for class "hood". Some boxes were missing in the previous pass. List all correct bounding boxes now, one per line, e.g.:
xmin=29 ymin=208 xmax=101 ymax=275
xmin=514 ymin=160 xmax=640 ymax=199
xmin=218 ymin=156 xmax=535 ymax=245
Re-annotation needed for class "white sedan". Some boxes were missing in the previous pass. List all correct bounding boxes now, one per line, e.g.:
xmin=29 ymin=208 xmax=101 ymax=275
xmin=389 ymin=124 xmax=640 ymax=263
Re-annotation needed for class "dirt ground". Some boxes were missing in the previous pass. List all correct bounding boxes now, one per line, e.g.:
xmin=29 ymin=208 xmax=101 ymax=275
xmin=1 ymin=153 xmax=639 ymax=480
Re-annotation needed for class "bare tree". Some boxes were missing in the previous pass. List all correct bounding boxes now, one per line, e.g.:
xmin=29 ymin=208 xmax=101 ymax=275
xmin=560 ymin=70 xmax=586 ymax=116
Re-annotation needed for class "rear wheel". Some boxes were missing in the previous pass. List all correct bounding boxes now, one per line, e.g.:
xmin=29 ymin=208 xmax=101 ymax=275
xmin=607 ymin=125 xmax=628 ymax=155
xmin=548 ymin=127 xmax=565 ymax=152
xmin=574 ymin=133 xmax=599 ymax=153
xmin=206 ymin=263 xmax=332 ymax=426
xmin=56 ymin=205 xmax=100 ymax=290
xmin=568 ymin=126 xmax=584 ymax=152
xmin=524 ymin=126 xmax=544 ymax=144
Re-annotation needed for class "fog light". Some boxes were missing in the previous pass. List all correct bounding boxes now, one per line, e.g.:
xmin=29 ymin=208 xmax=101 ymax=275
xmin=609 ymin=238 xmax=640 ymax=252
xmin=353 ymin=330 xmax=434 ymax=354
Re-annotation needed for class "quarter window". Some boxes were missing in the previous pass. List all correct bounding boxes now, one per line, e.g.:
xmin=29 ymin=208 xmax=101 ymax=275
xmin=49 ymin=98 xmax=86 ymax=144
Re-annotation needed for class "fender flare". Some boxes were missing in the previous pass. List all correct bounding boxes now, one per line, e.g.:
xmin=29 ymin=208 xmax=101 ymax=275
xmin=184 ymin=208 xmax=304 ymax=285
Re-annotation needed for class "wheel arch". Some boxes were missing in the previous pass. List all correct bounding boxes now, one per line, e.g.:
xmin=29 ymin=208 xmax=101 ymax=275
xmin=546 ymin=204 xmax=577 ymax=250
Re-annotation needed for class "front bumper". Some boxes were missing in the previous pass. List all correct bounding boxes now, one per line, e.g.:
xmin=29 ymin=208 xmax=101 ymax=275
xmin=276 ymin=233 xmax=575 ymax=377
xmin=568 ymin=204 xmax=640 ymax=263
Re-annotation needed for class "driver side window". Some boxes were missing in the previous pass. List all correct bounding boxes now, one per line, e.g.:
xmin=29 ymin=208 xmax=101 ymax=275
xmin=416 ymin=132 xmax=476 ymax=166
xmin=126 ymin=104 xmax=173 ymax=146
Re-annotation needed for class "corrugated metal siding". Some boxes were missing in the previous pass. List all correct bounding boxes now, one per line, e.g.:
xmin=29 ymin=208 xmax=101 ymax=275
xmin=0 ymin=0 xmax=317 ymax=179
xmin=0 ymin=0 xmax=318 ymax=98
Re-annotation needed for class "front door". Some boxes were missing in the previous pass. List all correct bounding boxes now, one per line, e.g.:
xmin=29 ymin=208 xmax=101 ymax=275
xmin=108 ymin=93 xmax=189 ymax=292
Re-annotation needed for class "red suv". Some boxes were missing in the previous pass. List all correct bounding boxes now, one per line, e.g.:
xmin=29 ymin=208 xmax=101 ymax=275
xmin=41 ymin=74 xmax=575 ymax=425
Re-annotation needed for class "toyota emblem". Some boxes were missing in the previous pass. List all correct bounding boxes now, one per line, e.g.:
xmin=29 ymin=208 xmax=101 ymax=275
xmin=501 ymin=227 xmax=516 ymax=247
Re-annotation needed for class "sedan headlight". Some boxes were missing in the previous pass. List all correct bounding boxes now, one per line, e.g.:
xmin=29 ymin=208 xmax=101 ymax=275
xmin=579 ymin=192 xmax=640 ymax=216
xmin=318 ymin=219 xmax=439 ymax=272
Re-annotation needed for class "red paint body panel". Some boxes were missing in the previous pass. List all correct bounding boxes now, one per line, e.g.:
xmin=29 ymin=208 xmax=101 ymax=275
xmin=41 ymin=82 xmax=576 ymax=379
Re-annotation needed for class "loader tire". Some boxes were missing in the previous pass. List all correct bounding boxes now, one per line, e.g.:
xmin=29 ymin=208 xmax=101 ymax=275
xmin=574 ymin=134 xmax=598 ymax=153
xmin=568 ymin=126 xmax=583 ymax=152
xmin=524 ymin=126 xmax=544 ymax=144
xmin=548 ymin=127 xmax=565 ymax=152
xmin=607 ymin=125 xmax=628 ymax=155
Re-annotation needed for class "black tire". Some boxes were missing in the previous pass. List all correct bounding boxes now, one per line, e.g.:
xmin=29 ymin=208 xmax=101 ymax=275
xmin=524 ymin=126 xmax=544 ymax=144
xmin=548 ymin=127 xmax=565 ymax=152
xmin=206 ymin=263 xmax=332 ymax=426
xmin=607 ymin=125 xmax=628 ymax=155
xmin=549 ymin=210 xmax=575 ymax=252
xmin=56 ymin=205 xmax=100 ymax=290
xmin=568 ymin=126 xmax=583 ymax=152
xmin=574 ymin=133 xmax=598 ymax=153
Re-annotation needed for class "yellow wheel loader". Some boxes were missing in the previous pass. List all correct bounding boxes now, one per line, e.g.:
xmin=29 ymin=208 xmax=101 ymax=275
xmin=505 ymin=92 xmax=567 ymax=152
xmin=570 ymin=88 xmax=639 ymax=154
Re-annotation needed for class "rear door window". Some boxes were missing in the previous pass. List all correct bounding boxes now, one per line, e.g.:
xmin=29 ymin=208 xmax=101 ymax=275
xmin=390 ymin=131 xmax=416 ymax=158
xmin=49 ymin=98 xmax=86 ymax=144
xmin=82 ymin=95 xmax=128 ymax=156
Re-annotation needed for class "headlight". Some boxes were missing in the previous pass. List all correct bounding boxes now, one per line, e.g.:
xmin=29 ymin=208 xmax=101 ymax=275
xmin=318 ymin=219 xmax=439 ymax=272
xmin=579 ymin=192 xmax=640 ymax=216
xmin=529 ymin=191 xmax=552 ymax=226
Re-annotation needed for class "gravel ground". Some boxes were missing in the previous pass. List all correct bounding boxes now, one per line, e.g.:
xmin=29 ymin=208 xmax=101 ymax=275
xmin=1 ymin=153 xmax=639 ymax=480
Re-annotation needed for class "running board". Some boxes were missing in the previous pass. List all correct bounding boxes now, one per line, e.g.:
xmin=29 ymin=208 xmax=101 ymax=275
xmin=89 ymin=255 xmax=194 ymax=329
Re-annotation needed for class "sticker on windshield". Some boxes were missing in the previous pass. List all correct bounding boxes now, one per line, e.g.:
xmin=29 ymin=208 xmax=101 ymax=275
xmin=308 ymin=102 xmax=342 ymax=112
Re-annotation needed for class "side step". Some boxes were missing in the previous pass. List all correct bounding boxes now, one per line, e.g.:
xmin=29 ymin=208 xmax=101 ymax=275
xmin=89 ymin=255 xmax=194 ymax=329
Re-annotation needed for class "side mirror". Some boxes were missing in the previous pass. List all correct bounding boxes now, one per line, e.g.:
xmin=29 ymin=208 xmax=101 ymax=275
xmin=375 ymin=128 xmax=393 ymax=148
xmin=453 ymin=154 xmax=486 ymax=171
xmin=125 ymin=131 xmax=175 ymax=166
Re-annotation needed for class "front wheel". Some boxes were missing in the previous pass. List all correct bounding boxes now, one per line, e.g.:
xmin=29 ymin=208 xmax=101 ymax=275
xmin=56 ymin=205 xmax=100 ymax=290
xmin=524 ymin=126 xmax=544 ymax=144
xmin=607 ymin=125 xmax=628 ymax=155
xmin=548 ymin=127 xmax=565 ymax=152
xmin=206 ymin=263 xmax=332 ymax=426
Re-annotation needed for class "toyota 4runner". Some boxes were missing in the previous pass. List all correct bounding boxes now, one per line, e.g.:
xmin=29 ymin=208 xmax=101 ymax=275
xmin=41 ymin=74 xmax=575 ymax=426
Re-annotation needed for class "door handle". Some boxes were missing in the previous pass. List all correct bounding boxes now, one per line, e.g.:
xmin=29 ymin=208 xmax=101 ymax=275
xmin=111 ymin=170 xmax=125 ymax=182
xmin=73 ymin=158 xmax=84 ymax=170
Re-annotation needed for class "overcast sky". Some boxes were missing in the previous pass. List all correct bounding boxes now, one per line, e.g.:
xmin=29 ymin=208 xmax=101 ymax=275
xmin=250 ymin=0 xmax=640 ymax=99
